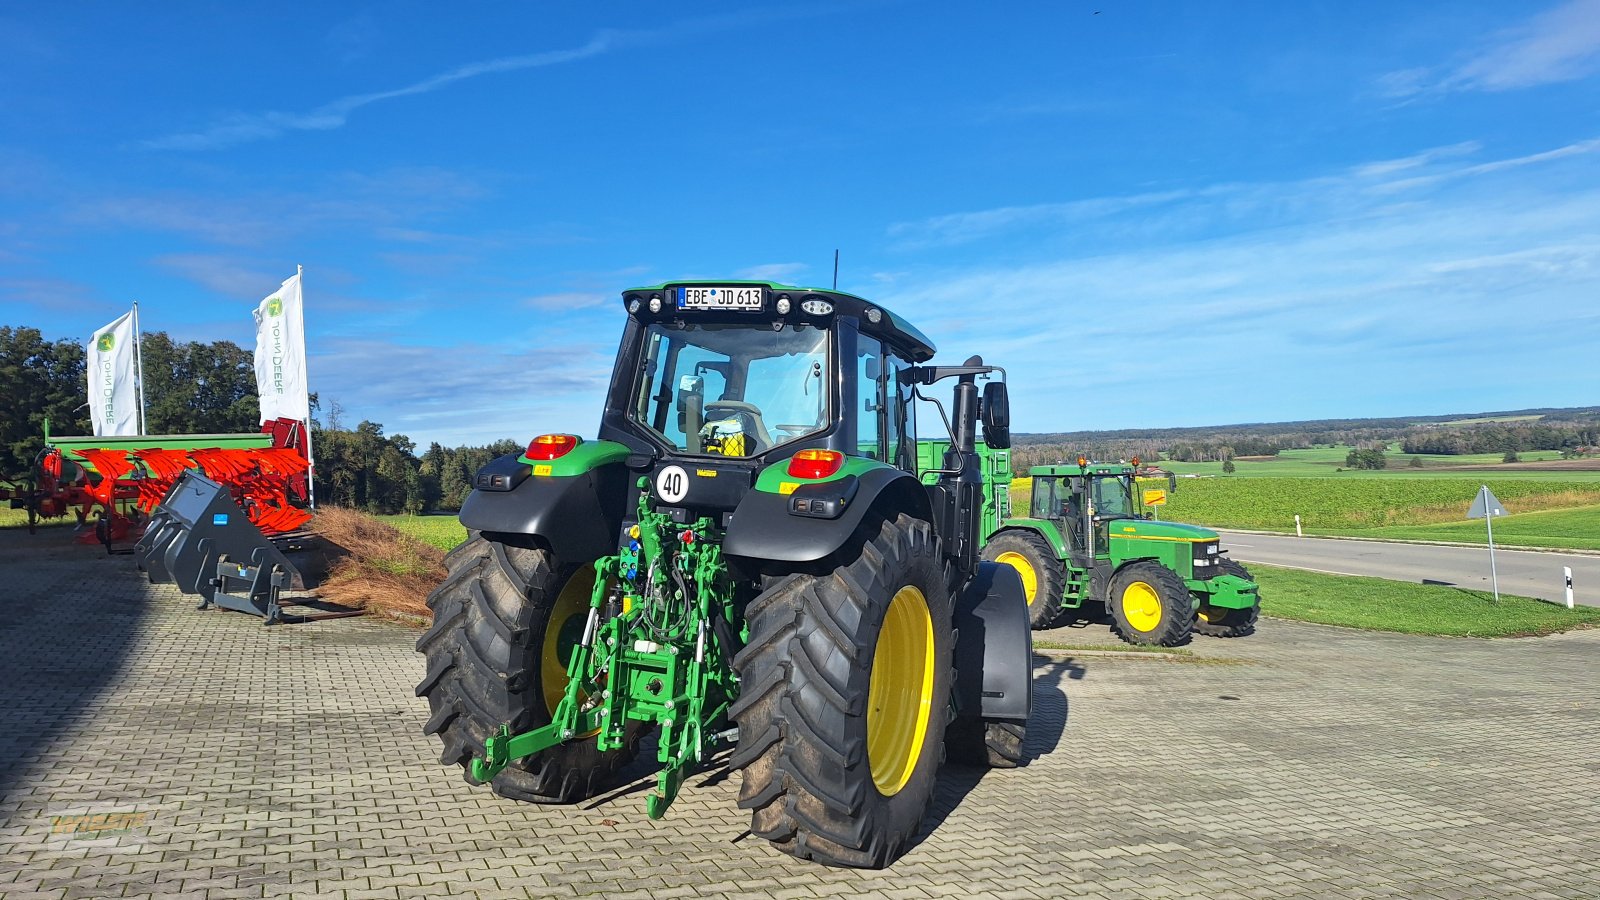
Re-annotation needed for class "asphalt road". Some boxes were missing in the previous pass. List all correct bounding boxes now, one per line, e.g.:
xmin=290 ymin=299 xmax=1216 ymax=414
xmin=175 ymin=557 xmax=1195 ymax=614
xmin=1218 ymin=530 xmax=1598 ymax=608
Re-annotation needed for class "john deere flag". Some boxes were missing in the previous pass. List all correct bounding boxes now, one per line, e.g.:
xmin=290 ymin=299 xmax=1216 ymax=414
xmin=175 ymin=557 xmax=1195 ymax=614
xmin=87 ymin=310 xmax=139 ymax=436
xmin=253 ymin=272 xmax=309 ymax=423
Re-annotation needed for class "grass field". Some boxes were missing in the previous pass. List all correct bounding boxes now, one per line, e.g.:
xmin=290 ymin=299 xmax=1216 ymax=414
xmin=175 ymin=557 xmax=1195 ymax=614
xmin=380 ymin=514 xmax=468 ymax=551
xmin=0 ymin=507 xmax=29 ymax=529
xmin=1254 ymin=564 xmax=1600 ymax=637
xmin=1158 ymin=445 xmax=1587 ymax=479
xmin=1338 ymin=504 xmax=1600 ymax=551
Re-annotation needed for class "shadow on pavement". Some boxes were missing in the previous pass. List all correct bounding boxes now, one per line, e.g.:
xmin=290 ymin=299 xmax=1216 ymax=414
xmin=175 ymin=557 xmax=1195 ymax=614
xmin=0 ymin=529 xmax=151 ymax=808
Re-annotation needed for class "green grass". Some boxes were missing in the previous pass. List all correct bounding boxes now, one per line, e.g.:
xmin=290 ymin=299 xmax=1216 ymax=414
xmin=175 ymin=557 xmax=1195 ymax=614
xmin=379 ymin=514 xmax=469 ymax=551
xmin=0 ymin=507 xmax=30 ymax=529
xmin=1328 ymin=504 xmax=1600 ymax=551
xmin=1033 ymin=639 xmax=1192 ymax=656
xmin=1255 ymin=564 xmax=1600 ymax=637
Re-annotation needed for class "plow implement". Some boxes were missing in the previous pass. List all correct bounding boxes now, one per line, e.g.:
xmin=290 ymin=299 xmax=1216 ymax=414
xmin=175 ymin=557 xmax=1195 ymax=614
xmin=8 ymin=417 xmax=312 ymax=544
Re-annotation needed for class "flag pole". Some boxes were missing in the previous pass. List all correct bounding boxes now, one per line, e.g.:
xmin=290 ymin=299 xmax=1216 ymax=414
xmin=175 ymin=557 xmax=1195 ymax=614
xmin=297 ymin=264 xmax=316 ymax=510
xmin=132 ymin=301 xmax=149 ymax=435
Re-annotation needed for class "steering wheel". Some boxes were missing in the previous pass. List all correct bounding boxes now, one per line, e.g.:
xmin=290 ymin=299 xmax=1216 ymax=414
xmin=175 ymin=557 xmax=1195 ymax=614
xmin=704 ymin=401 xmax=774 ymax=451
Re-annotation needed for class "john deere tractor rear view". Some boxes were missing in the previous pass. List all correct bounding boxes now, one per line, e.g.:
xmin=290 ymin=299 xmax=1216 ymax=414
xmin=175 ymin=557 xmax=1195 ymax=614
xmin=417 ymin=282 xmax=1031 ymax=868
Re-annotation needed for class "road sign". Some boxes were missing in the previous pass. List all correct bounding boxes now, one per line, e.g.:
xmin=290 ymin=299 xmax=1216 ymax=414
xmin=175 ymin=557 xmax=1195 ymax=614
xmin=1141 ymin=488 xmax=1168 ymax=507
xmin=1468 ymin=485 xmax=1504 ymax=602
xmin=1467 ymin=485 xmax=1506 ymax=520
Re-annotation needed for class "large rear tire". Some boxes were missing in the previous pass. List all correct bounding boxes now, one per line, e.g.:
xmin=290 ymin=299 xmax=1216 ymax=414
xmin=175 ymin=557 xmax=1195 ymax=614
xmin=981 ymin=529 xmax=1065 ymax=630
xmin=415 ymin=535 xmax=644 ymax=803
xmin=945 ymin=718 xmax=1025 ymax=768
xmin=1194 ymin=558 xmax=1260 ymax=638
xmin=730 ymin=514 xmax=953 ymax=869
xmin=1107 ymin=561 xmax=1193 ymax=647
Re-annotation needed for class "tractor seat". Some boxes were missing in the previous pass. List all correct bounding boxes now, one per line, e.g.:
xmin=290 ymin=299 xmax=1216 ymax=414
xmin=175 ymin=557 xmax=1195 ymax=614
xmin=704 ymin=401 xmax=774 ymax=452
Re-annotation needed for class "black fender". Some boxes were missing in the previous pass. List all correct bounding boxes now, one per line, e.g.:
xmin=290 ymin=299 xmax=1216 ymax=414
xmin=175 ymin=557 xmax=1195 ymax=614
xmin=721 ymin=466 xmax=933 ymax=567
xmin=952 ymin=561 xmax=1033 ymax=722
xmin=458 ymin=460 xmax=629 ymax=563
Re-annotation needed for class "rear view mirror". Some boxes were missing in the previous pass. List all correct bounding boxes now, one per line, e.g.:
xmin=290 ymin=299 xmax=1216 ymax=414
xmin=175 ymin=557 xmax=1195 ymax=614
xmin=1168 ymin=474 xmax=1178 ymax=494
xmin=981 ymin=381 xmax=1011 ymax=449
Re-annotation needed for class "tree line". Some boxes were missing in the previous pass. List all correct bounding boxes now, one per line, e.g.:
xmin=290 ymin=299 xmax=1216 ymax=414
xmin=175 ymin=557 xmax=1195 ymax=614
xmin=0 ymin=326 xmax=519 ymax=515
xmin=1012 ymin=407 xmax=1600 ymax=468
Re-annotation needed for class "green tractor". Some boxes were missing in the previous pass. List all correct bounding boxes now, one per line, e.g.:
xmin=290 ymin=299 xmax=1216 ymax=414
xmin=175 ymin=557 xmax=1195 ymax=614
xmin=417 ymin=281 xmax=1033 ymax=868
xmin=981 ymin=457 xmax=1260 ymax=645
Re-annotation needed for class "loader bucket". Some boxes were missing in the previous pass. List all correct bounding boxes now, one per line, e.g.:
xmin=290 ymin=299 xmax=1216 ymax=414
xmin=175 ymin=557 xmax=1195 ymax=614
xmin=133 ymin=470 xmax=304 ymax=607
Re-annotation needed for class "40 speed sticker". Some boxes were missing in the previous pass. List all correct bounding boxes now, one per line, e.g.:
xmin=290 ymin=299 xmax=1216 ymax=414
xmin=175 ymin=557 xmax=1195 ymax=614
xmin=655 ymin=465 xmax=690 ymax=503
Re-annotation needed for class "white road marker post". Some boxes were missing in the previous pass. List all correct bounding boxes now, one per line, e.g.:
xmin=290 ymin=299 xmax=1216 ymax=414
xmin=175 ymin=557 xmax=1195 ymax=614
xmin=1294 ymin=514 xmax=1302 ymax=538
xmin=1565 ymin=567 xmax=1575 ymax=610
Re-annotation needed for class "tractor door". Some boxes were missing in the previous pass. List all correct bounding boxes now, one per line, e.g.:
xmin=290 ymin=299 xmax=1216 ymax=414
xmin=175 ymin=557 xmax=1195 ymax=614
xmin=1035 ymin=476 xmax=1091 ymax=567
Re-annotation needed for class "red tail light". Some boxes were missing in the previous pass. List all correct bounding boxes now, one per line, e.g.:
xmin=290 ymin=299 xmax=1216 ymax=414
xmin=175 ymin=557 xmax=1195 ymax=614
xmin=526 ymin=434 xmax=580 ymax=460
xmin=787 ymin=449 xmax=843 ymax=480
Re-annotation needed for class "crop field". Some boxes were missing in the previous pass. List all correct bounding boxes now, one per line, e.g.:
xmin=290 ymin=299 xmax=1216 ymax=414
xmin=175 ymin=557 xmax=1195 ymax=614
xmin=379 ymin=513 xmax=468 ymax=551
xmin=1011 ymin=475 xmax=1600 ymax=544
xmin=1348 ymin=504 xmax=1600 ymax=551
xmin=1158 ymin=445 xmax=1587 ymax=479
xmin=1156 ymin=477 xmax=1600 ymax=531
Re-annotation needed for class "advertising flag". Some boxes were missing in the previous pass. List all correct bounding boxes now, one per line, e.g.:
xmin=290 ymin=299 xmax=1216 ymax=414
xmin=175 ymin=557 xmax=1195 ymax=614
xmin=253 ymin=272 xmax=309 ymax=424
xmin=87 ymin=310 xmax=139 ymax=436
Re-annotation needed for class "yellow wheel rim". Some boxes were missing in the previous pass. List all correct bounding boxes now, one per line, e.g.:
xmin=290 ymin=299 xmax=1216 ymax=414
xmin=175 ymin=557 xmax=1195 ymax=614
xmin=867 ymin=585 xmax=936 ymax=797
xmin=1198 ymin=604 xmax=1222 ymax=623
xmin=541 ymin=565 xmax=596 ymax=719
xmin=995 ymin=550 xmax=1038 ymax=606
xmin=1121 ymin=580 xmax=1163 ymax=633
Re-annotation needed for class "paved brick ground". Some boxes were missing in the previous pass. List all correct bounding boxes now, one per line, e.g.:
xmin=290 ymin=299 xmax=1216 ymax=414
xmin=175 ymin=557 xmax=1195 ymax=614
xmin=3 ymin=527 xmax=1599 ymax=899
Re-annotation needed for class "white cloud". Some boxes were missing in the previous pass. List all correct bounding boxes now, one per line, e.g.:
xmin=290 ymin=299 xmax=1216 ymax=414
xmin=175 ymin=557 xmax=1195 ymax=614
xmin=142 ymin=8 xmax=822 ymax=151
xmin=872 ymin=138 xmax=1600 ymax=430
xmin=144 ymin=34 xmax=619 ymax=151
xmin=1379 ymin=0 xmax=1600 ymax=97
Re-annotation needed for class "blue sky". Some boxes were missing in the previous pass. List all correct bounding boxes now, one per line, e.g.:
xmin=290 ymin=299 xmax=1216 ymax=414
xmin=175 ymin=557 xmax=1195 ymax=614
xmin=3 ymin=1 xmax=1598 ymax=446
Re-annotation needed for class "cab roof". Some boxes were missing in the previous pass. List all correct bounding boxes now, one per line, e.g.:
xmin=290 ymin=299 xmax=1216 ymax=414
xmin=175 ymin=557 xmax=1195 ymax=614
xmin=621 ymin=280 xmax=937 ymax=363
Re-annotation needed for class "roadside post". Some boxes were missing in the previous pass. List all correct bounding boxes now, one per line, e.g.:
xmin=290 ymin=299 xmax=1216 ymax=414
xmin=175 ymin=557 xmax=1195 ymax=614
xmin=1467 ymin=484 xmax=1507 ymax=603
xmin=1565 ymin=567 xmax=1575 ymax=609
xmin=1294 ymin=514 xmax=1302 ymax=538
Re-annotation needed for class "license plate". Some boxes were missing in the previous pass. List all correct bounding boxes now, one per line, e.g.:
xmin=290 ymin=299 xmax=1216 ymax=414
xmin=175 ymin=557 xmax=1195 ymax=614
xmin=677 ymin=286 xmax=764 ymax=311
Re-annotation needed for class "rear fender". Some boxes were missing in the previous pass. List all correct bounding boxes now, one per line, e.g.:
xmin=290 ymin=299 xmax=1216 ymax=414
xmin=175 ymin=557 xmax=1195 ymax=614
xmin=722 ymin=464 xmax=932 ymax=569
xmin=458 ymin=454 xmax=630 ymax=561
xmin=952 ymin=561 xmax=1032 ymax=722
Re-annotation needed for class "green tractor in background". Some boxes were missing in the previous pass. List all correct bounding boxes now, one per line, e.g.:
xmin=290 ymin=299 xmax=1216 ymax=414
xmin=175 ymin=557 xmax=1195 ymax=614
xmin=915 ymin=444 xmax=1260 ymax=645
xmin=417 ymin=281 xmax=1033 ymax=869
xmin=983 ymin=457 xmax=1260 ymax=645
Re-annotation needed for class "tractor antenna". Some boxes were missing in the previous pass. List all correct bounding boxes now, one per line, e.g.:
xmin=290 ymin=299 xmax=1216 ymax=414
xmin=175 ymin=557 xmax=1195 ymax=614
xmin=832 ymin=249 xmax=839 ymax=289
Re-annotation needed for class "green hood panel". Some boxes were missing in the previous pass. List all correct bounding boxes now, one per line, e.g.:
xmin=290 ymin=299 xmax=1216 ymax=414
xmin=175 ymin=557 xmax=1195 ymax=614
xmin=1106 ymin=519 xmax=1218 ymax=542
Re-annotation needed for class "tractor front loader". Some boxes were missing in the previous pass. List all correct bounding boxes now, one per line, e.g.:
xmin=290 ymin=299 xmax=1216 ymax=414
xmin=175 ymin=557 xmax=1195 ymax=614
xmin=417 ymin=282 xmax=1032 ymax=869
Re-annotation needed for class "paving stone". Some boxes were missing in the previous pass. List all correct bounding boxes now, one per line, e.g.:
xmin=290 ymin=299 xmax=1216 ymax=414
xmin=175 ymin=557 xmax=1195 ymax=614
xmin=2 ymin=529 xmax=1599 ymax=899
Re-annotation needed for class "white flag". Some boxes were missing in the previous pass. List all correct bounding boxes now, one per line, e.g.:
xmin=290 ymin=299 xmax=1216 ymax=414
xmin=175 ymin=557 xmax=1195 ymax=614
xmin=253 ymin=272 xmax=310 ymax=424
xmin=87 ymin=310 xmax=139 ymax=436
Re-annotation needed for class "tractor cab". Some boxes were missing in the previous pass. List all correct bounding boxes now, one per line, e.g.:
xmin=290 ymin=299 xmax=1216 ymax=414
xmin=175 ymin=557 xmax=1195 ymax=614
xmin=1027 ymin=460 xmax=1146 ymax=563
xmin=593 ymin=282 xmax=933 ymax=518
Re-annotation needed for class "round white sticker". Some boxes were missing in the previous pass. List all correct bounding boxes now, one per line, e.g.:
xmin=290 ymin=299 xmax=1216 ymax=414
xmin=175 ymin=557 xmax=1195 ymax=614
xmin=655 ymin=465 xmax=690 ymax=504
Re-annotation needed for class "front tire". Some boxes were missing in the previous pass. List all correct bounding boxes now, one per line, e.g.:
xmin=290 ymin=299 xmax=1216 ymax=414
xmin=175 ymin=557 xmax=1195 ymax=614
xmin=1107 ymin=561 xmax=1193 ymax=646
xmin=415 ymin=536 xmax=644 ymax=803
xmin=729 ymin=514 xmax=953 ymax=869
xmin=982 ymin=529 xmax=1066 ymax=630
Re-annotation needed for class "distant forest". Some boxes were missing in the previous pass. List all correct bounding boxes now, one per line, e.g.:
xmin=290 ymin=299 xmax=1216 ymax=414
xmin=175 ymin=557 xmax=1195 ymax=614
xmin=1009 ymin=407 xmax=1600 ymax=470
